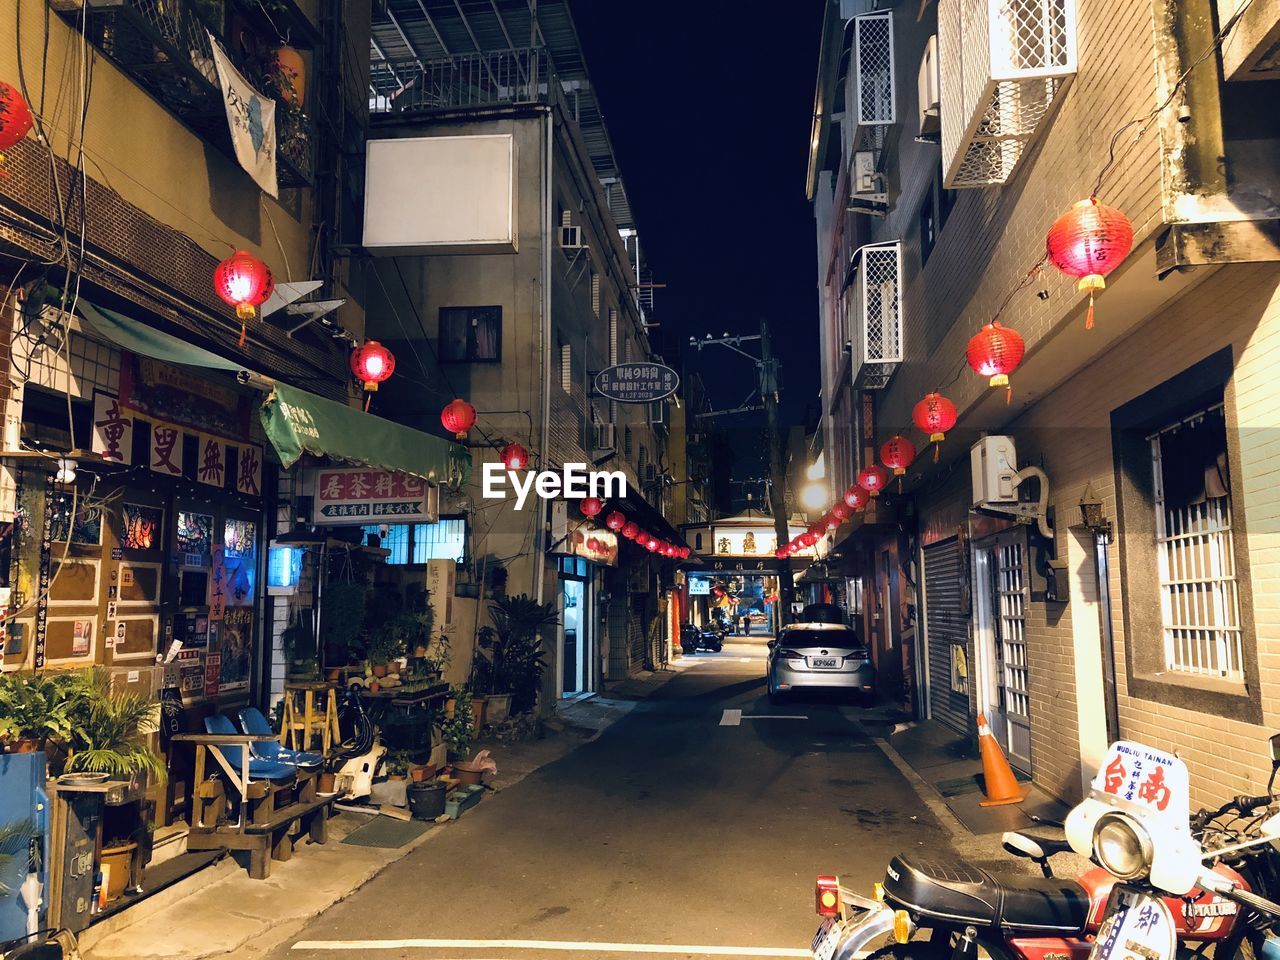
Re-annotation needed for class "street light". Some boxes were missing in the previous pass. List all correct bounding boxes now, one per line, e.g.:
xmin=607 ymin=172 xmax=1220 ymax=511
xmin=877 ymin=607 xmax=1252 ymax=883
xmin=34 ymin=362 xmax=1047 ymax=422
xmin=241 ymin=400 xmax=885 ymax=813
xmin=1078 ymin=482 xmax=1111 ymax=536
xmin=800 ymin=481 xmax=830 ymax=512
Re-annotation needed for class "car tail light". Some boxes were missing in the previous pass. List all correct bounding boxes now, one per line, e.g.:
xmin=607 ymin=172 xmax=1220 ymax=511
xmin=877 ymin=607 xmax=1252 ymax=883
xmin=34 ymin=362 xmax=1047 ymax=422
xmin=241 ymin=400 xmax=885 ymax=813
xmin=782 ymin=649 xmax=805 ymax=661
xmin=816 ymin=875 xmax=841 ymax=917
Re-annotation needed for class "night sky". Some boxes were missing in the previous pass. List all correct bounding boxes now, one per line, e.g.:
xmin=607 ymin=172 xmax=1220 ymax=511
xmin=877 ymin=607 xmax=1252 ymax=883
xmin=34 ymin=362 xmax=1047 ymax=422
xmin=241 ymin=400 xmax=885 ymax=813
xmin=569 ymin=2 xmax=825 ymax=500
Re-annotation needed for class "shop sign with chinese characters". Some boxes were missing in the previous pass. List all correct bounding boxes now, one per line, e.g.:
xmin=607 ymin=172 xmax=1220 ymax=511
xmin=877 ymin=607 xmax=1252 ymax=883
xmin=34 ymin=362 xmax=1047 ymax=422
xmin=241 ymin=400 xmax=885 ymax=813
xmin=311 ymin=468 xmax=440 ymax=525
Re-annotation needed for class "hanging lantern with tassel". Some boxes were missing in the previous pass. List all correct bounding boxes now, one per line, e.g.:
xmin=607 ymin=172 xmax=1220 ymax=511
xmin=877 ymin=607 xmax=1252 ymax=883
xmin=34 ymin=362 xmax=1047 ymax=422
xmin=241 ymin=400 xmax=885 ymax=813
xmin=967 ymin=321 xmax=1025 ymax=402
xmin=881 ymin=435 xmax=917 ymax=492
xmin=213 ymin=250 xmax=274 ymax=346
xmin=1046 ymin=198 xmax=1134 ymax=330
xmin=605 ymin=510 xmax=626 ymax=531
xmin=580 ymin=497 xmax=603 ymax=518
xmin=500 ymin=441 xmax=529 ymax=471
xmin=0 ymin=81 xmax=35 ymax=165
xmin=440 ymin=398 xmax=477 ymax=439
xmin=350 ymin=340 xmax=395 ymax=409
xmin=844 ymin=484 xmax=870 ymax=511
xmin=858 ymin=464 xmax=889 ymax=498
xmin=621 ymin=521 xmax=639 ymax=540
xmin=831 ymin=501 xmax=852 ymax=523
xmin=914 ymin=393 xmax=958 ymax=462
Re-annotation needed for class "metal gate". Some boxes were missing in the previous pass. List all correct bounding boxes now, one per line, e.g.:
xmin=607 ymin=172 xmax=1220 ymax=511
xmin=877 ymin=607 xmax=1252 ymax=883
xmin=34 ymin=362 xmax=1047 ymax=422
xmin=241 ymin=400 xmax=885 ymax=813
xmin=981 ymin=533 xmax=1032 ymax=773
xmin=923 ymin=539 xmax=969 ymax=734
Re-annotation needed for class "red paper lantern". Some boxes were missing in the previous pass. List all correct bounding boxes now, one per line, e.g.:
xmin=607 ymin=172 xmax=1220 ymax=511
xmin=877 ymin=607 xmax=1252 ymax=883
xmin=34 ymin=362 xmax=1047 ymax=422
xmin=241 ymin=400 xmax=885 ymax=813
xmin=350 ymin=340 xmax=395 ymax=393
xmin=881 ymin=435 xmax=917 ymax=476
xmin=500 ymin=441 xmax=529 ymax=471
xmin=858 ymin=464 xmax=889 ymax=498
xmin=213 ymin=250 xmax=274 ymax=346
xmin=605 ymin=510 xmax=626 ymax=531
xmin=967 ymin=321 xmax=1025 ymax=394
xmin=645 ymin=534 xmax=660 ymax=552
xmin=824 ymin=513 xmax=842 ymax=531
xmin=843 ymin=484 xmax=870 ymax=510
xmin=580 ymin=497 xmax=604 ymax=517
xmin=775 ymin=547 xmax=788 ymax=559
xmin=913 ymin=393 xmax=958 ymax=450
xmin=831 ymin=502 xmax=852 ymax=522
xmin=0 ymin=82 xmax=35 ymax=158
xmin=441 ymin=398 xmax=476 ymax=439
xmin=1047 ymin=198 xmax=1134 ymax=329
xmin=586 ymin=537 xmax=602 ymax=552
xmin=800 ymin=532 xmax=819 ymax=547
xmin=621 ymin=521 xmax=639 ymax=540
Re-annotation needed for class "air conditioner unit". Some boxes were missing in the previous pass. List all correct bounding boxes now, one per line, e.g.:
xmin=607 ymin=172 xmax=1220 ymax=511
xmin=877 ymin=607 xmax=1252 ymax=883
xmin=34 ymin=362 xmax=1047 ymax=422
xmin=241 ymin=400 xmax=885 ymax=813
xmin=852 ymin=150 xmax=887 ymax=206
xmin=970 ymin=436 xmax=1019 ymax=506
xmin=560 ymin=225 xmax=584 ymax=249
xmin=918 ymin=35 xmax=941 ymax=135
xmin=593 ymin=423 xmax=616 ymax=451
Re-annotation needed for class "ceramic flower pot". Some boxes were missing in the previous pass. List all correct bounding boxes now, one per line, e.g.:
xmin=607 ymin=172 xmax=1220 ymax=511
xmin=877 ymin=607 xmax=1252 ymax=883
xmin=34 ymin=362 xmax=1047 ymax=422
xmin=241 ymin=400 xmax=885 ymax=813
xmin=371 ymin=663 xmax=388 ymax=678
xmin=100 ymin=842 xmax=137 ymax=902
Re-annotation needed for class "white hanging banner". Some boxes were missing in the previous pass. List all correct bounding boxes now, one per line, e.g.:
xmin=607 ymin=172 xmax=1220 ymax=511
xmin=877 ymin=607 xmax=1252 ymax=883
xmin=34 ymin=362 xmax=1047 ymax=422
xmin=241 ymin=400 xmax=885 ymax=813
xmin=149 ymin=423 xmax=184 ymax=477
xmin=207 ymin=32 xmax=278 ymax=198
xmin=91 ymin=391 xmax=134 ymax=464
xmin=196 ymin=435 xmax=228 ymax=488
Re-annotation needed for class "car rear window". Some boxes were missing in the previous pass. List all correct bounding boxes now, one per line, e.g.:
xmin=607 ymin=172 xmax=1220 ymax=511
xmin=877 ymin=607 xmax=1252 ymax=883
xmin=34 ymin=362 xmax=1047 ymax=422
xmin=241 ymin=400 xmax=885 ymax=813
xmin=781 ymin=629 xmax=864 ymax=651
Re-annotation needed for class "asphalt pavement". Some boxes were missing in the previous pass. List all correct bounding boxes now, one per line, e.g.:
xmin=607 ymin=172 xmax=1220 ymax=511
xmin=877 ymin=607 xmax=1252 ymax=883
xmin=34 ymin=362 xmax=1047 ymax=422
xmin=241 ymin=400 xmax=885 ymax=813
xmin=272 ymin=642 xmax=952 ymax=960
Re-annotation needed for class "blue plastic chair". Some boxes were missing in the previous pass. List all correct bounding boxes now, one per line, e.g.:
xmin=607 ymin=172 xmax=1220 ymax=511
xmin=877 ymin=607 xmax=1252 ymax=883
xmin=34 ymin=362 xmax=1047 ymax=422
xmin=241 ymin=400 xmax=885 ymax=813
xmin=236 ymin=707 xmax=323 ymax=768
xmin=203 ymin=714 xmax=296 ymax=780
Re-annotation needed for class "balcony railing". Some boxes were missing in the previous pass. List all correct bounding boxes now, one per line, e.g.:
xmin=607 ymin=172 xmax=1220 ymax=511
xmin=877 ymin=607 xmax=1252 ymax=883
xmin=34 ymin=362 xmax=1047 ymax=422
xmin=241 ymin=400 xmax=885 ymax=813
xmin=370 ymin=48 xmax=552 ymax=116
xmin=72 ymin=0 xmax=315 ymax=187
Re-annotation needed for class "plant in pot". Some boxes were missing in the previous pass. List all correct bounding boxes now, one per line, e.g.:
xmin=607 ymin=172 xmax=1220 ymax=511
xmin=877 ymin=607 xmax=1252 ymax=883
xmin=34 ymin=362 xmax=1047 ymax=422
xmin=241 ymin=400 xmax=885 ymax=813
xmin=320 ymin=579 xmax=367 ymax=667
xmin=0 ymin=671 xmax=89 ymax=754
xmin=99 ymin=824 xmax=147 ymax=903
xmin=64 ymin=670 xmax=166 ymax=785
xmin=439 ymin=689 xmax=473 ymax=763
xmin=384 ymin=750 xmax=412 ymax=781
xmin=280 ymin=611 xmax=317 ymax=679
xmin=366 ymin=628 xmax=405 ymax=679
xmin=478 ymin=593 xmax=559 ymax=719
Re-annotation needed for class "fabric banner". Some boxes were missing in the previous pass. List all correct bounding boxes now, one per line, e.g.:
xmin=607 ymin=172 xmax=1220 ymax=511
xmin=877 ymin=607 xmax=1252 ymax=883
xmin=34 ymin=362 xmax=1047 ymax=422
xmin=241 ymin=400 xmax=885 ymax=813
xmin=92 ymin=391 xmax=133 ymax=464
xmin=207 ymin=32 xmax=278 ymax=198
xmin=149 ymin=423 xmax=184 ymax=477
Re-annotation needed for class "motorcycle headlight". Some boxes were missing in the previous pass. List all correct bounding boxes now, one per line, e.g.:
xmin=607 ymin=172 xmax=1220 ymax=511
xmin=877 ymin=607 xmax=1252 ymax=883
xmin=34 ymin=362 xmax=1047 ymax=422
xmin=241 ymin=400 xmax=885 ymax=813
xmin=1093 ymin=813 xmax=1153 ymax=880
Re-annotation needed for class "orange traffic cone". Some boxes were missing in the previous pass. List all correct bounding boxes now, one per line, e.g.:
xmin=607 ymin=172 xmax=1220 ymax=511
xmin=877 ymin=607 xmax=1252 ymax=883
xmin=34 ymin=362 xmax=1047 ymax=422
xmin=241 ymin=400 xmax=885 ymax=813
xmin=977 ymin=714 xmax=1026 ymax=807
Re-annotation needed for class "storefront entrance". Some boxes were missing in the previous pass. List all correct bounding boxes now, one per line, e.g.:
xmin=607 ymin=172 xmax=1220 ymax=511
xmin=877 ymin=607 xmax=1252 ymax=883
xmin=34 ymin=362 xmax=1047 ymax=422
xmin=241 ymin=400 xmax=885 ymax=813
xmin=558 ymin=557 xmax=596 ymax=697
xmin=972 ymin=530 xmax=1033 ymax=774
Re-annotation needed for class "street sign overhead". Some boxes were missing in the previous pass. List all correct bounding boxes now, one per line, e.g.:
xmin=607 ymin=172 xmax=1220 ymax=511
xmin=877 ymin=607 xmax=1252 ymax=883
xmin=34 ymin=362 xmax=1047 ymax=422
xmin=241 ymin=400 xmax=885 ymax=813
xmin=594 ymin=363 xmax=679 ymax=403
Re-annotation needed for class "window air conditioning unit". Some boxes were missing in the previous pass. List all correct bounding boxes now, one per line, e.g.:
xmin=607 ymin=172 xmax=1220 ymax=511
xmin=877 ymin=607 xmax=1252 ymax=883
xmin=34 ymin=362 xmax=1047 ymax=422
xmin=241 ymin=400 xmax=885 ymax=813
xmin=970 ymin=435 xmax=1018 ymax=505
xmin=593 ymin=423 xmax=616 ymax=451
xmin=851 ymin=150 xmax=888 ymax=209
xmin=560 ymin=225 xmax=584 ymax=249
xmin=940 ymin=0 xmax=1077 ymax=189
xmin=918 ymin=35 xmax=941 ymax=136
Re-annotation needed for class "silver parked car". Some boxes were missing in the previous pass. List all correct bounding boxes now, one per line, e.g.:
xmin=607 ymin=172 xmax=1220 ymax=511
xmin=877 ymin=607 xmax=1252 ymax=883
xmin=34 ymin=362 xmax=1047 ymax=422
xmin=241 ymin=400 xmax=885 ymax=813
xmin=766 ymin=623 xmax=874 ymax=704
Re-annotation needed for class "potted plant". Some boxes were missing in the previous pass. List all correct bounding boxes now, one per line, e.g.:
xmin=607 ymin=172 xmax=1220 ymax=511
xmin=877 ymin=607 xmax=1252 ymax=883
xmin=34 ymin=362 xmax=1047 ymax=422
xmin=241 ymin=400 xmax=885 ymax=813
xmin=280 ymin=612 xmax=317 ymax=679
xmin=366 ymin=628 xmax=404 ymax=678
xmin=0 ymin=671 xmax=87 ymax=754
xmin=384 ymin=750 xmax=414 ymax=781
xmin=439 ymin=689 xmax=473 ymax=762
xmin=64 ymin=670 xmax=166 ymax=784
xmin=476 ymin=593 xmax=559 ymax=718
xmin=320 ymin=579 xmax=366 ymax=666
xmin=99 ymin=828 xmax=142 ymax=902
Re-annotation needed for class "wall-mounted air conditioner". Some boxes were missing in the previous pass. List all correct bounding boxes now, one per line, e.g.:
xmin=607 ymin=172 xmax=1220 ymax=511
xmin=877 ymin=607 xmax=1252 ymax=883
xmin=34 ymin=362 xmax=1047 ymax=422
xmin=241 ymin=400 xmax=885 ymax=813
xmin=918 ymin=35 xmax=941 ymax=136
xmin=851 ymin=150 xmax=887 ymax=209
xmin=593 ymin=423 xmax=616 ymax=451
xmin=940 ymin=0 xmax=1077 ymax=189
xmin=971 ymin=436 xmax=1018 ymax=506
xmin=560 ymin=225 xmax=584 ymax=249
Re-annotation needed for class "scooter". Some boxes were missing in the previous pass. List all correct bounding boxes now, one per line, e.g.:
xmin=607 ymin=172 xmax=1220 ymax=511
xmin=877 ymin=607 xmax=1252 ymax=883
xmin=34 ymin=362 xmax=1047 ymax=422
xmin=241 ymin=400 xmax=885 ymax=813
xmin=811 ymin=741 xmax=1261 ymax=960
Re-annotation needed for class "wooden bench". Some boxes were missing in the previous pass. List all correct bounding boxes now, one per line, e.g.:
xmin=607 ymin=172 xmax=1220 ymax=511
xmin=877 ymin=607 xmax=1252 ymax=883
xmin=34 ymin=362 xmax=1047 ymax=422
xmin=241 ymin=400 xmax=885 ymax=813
xmin=174 ymin=733 xmax=334 ymax=880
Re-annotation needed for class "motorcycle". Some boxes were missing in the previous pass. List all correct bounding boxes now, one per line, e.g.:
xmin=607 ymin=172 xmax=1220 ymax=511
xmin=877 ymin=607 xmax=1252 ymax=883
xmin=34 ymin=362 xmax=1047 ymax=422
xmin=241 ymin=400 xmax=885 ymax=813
xmin=811 ymin=740 xmax=1270 ymax=960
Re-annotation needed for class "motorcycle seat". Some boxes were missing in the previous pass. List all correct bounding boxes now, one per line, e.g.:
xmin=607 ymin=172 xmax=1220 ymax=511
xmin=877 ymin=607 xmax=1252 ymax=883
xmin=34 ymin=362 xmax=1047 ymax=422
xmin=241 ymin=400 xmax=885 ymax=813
xmin=883 ymin=854 xmax=1089 ymax=933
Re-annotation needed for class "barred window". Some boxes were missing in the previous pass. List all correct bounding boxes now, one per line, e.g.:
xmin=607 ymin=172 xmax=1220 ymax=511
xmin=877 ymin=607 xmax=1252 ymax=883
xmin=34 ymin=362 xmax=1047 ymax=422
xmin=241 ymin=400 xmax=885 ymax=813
xmin=1149 ymin=404 xmax=1241 ymax=679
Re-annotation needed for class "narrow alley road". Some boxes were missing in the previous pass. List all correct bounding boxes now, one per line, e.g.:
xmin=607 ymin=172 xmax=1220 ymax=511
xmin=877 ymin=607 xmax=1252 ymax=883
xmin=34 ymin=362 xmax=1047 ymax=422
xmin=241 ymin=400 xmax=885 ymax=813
xmin=272 ymin=644 xmax=952 ymax=959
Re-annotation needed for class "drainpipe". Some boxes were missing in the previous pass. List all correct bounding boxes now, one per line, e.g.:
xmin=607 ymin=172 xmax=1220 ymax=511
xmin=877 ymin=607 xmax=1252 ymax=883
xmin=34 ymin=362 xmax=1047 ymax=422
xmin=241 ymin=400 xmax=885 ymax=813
xmin=1093 ymin=530 xmax=1120 ymax=743
xmin=532 ymin=105 xmax=553 ymax=607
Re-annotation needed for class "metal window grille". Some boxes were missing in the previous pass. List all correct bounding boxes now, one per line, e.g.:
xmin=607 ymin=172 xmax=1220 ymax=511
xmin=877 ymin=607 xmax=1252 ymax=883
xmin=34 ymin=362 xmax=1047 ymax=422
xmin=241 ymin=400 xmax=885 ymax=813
xmin=560 ymin=343 xmax=572 ymax=393
xmin=411 ymin=520 xmax=466 ymax=563
xmin=1150 ymin=405 xmax=1243 ymax=679
xmin=852 ymin=242 xmax=903 ymax=389
xmin=609 ymin=310 xmax=618 ymax=424
xmin=995 ymin=541 xmax=1030 ymax=719
xmin=854 ymin=12 xmax=896 ymax=126
xmin=939 ymin=0 xmax=1076 ymax=188
xmin=592 ymin=274 xmax=601 ymax=317
xmin=362 ymin=524 xmax=410 ymax=565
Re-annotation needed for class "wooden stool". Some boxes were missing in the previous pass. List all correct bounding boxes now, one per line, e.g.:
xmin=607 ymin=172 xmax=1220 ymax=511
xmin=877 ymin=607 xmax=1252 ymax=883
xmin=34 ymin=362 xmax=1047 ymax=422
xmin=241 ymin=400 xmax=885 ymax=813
xmin=280 ymin=682 xmax=341 ymax=754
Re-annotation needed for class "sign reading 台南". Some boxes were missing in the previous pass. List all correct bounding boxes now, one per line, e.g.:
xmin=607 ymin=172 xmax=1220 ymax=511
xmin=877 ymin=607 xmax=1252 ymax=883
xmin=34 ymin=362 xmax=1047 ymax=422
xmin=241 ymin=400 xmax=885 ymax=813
xmin=311 ymin=467 xmax=440 ymax=525
xmin=594 ymin=363 xmax=679 ymax=404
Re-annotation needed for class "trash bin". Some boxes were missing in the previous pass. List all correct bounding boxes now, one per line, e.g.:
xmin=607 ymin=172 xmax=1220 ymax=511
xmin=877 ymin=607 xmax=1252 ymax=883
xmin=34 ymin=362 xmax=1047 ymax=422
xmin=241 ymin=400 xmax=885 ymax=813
xmin=407 ymin=781 xmax=446 ymax=821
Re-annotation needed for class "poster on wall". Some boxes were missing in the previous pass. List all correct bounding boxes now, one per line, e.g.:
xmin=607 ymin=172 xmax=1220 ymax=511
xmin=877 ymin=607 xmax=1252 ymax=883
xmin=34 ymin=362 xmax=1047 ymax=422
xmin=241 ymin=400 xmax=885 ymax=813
xmin=179 ymin=661 xmax=205 ymax=698
xmin=209 ymin=547 xmax=227 ymax=623
xmin=222 ymin=520 xmax=258 ymax=607
xmin=204 ymin=653 xmax=221 ymax=698
xmin=72 ymin=619 xmax=93 ymax=656
xmin=216 ymin=607 xmax=252 ymax=694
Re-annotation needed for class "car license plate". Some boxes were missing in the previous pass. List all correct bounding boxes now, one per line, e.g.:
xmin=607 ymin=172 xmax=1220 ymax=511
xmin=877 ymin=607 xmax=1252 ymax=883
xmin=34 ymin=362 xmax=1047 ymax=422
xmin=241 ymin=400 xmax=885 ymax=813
xmin=1088 ymin=887 xmax=1176 ymax=960
xmin=812 ymin=918 xmax=842 ymax=960
xmin=811 ymin=657 xmax=839 ymax=668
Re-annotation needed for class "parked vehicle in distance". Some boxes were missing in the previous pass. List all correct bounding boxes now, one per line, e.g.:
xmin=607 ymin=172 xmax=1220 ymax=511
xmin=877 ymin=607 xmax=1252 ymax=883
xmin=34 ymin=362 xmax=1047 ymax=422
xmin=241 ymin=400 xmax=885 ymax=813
xmin=798 ymin=603 xmax=844 ymax=625
xmin=766 ymin=624 xmax=872 ymax=704
xmin=679 ymin=623 xmax=724 ymax=654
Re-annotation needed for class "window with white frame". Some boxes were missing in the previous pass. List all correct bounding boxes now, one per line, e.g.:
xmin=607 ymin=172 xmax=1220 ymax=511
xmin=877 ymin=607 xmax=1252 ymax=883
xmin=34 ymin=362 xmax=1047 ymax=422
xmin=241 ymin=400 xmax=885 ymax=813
xmin=1149 ymin=403 xmax=1241 ymax=679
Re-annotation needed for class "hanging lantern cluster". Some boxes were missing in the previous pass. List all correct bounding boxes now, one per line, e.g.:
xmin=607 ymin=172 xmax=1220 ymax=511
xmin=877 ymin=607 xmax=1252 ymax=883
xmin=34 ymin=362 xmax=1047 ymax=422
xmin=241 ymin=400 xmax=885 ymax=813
xmin=0 ymin=81 xmax=34 ymax=164
xmin=1047 ymin=198 xmax=1134 ymax=329
xmin=351 ymin=341 xmax=395 ymax=409
xmin=572 ymin=501 xmax=690 ymax=560
xmin=605 ymin=510 xmax=626 ymax=531
xmin=440 ymin=398 xmax=476 ymax=439
xmin=213 ymin=250 xmax=274 ymax=346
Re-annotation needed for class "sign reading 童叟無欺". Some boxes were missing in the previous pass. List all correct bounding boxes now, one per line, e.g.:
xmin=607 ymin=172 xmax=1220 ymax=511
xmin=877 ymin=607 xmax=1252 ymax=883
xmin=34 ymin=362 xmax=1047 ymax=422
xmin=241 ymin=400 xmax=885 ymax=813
xmin=594 ymin=363 xmax=679 ymax=403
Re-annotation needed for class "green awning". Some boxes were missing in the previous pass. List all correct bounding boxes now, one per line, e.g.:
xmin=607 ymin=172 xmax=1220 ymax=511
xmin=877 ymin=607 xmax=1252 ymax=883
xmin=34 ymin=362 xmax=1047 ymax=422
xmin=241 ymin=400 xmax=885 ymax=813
xmin=261 ymin=381 xmax=471 ymax=484
xmin=79 ymin=301 xmax=251 ymax=373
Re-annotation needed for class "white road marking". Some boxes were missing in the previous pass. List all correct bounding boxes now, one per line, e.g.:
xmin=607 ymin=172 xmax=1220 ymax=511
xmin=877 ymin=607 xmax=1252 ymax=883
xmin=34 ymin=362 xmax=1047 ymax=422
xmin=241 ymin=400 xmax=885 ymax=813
xmin=719 ymin=709 xmax=809 ymax=726
xmin=291 ymin=938 xmax=811 ymax=957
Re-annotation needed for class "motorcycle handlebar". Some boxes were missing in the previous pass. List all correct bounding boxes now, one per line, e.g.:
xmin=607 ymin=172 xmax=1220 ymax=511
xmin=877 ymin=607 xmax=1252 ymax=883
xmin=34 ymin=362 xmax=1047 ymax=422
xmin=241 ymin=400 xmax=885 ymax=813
xmin=1222 ymin=886 xmax=1280 ymax=920
xmin=1193 ymin=794 xmax=1275 ymax=829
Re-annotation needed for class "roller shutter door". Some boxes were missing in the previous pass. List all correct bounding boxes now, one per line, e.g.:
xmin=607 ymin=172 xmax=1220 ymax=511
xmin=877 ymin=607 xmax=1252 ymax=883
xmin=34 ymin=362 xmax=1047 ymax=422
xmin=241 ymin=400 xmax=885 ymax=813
xmin=924 ymin=539 xmax=969 ymax=734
